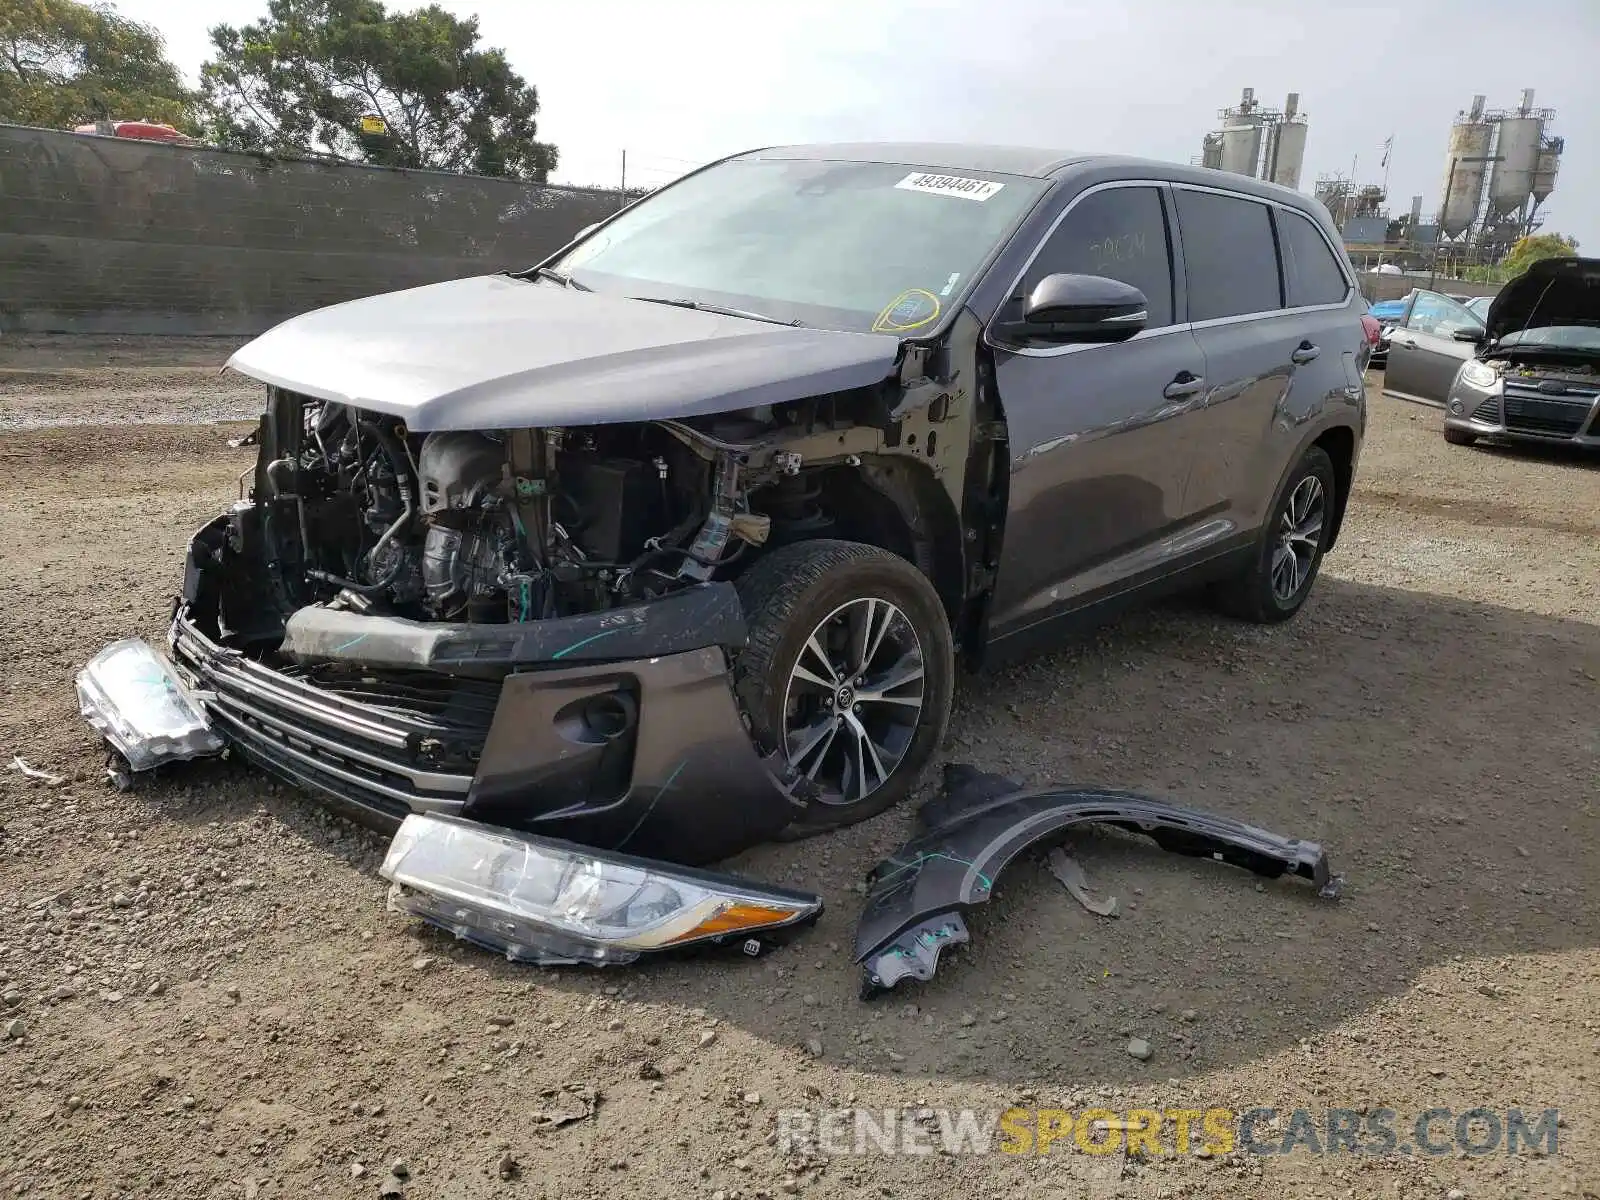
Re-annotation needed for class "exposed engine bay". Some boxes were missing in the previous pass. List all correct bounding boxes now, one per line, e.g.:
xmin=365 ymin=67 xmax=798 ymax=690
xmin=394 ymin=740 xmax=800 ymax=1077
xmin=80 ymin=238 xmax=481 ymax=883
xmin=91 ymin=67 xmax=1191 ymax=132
xmin=247 ymin=394 xmax=777 ymax=629
xmin=1486 ymin=356 xmax=1598 ymax=381
xmin=226 ymin=375 xmax=975 ymax=645
xmin=258 ymin=400 xmax=734 ymax=623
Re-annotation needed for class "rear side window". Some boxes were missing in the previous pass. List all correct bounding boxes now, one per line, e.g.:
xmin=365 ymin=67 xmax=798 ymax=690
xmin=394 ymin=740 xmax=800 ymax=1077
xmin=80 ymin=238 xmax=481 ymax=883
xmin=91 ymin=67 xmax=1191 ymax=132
xmin=1023 ymin=186 xmax=1174 ymax=328
xmin=1278 ymin=210 xmax=1350 ymax=307
xmin=1175 ymin=190 xmax=1281 ymax=321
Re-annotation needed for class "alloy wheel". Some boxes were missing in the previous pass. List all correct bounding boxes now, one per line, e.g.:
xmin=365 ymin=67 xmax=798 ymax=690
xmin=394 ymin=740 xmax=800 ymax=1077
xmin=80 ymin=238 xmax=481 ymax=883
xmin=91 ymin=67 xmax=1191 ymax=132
xmin=781 ymin=597 xmax=926 ymax=805
xmin=1271 ymin=475 xmax=1326 ymax=603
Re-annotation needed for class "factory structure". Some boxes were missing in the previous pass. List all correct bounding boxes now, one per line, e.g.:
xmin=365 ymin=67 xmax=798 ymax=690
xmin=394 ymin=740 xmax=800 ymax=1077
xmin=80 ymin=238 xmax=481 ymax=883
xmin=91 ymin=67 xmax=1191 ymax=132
xmin=1198 ymin=88 xmax=1309 ymax=190
xmin=1197 ymin=87 xmax=1567 ymax=271
xmin=1433 ymin=90 xmax=1562 ymax=255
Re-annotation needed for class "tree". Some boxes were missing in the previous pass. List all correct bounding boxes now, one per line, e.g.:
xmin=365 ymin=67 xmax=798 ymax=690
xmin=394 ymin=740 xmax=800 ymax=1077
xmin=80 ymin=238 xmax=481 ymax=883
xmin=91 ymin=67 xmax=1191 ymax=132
xmin=0 ymin=0 xmax=194 ymax=130
xmin=1499 ymin=232 xmax=1579 ymax=279
xmin=198 ymin=0 xmax=557 ymax=180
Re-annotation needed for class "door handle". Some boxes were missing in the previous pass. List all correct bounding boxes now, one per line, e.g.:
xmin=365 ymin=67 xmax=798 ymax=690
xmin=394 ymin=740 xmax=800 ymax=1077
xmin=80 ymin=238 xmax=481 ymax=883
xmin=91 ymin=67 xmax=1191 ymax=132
xmin=1290 ymin=342 xmax=1321 ymax=365
xmin=1163 ymin=373 xmax=1205 ymax=400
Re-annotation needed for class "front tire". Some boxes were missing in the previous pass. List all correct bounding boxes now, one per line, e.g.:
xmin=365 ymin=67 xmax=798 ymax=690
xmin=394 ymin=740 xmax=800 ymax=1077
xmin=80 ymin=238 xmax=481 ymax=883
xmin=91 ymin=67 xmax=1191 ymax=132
xmin=733 ymin=539 xmax=954 ymax=837
xmin=1212 ymin=445 xmax=1336 ymax=624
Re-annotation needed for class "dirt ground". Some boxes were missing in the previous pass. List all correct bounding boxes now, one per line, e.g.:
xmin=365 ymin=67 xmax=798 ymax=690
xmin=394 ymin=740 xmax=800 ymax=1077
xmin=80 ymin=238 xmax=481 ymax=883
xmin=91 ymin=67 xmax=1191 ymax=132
xmin=1 ymin=336 xmax=1597 ymax=1200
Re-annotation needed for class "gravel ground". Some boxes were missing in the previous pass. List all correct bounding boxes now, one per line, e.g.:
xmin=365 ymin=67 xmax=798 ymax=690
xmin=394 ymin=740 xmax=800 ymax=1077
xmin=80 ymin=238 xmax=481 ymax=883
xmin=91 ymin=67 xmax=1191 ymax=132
xmin=0 ymin=336 xmax=257 ymax=431
xmin=1 ymin=341 xmax=1597 ymax=1200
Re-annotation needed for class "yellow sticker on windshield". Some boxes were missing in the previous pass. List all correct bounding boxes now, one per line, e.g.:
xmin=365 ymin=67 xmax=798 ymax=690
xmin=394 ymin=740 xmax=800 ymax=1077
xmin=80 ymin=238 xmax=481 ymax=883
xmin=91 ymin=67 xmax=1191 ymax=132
xmin=872 ymin=289 xmax=942 ymax=333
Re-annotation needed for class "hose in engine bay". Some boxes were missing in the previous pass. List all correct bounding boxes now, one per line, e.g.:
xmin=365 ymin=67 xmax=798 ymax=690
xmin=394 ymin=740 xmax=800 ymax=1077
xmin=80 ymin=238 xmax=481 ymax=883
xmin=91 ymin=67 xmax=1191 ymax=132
xmin=303 ymin=417 xmax=417 ymax=596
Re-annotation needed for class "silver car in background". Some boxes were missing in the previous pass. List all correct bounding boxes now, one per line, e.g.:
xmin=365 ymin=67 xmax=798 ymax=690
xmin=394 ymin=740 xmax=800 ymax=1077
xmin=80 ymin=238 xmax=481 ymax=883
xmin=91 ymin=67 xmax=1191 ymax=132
xmin=1383 ymin=259 xmax=1600 ymax=450
xmin=1443 ymin=258 xmax=1600 ymax=448
xmin=1381 ymin=291 xmax=1486 ymax=407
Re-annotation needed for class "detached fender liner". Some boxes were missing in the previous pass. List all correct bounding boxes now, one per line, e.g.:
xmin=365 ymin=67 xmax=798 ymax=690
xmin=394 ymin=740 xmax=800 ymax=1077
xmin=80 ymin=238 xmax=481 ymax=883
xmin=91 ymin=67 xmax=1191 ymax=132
xmin=854 ymin=764 xmax=1343 ymax=994
xmin=280 ymin=582 xmax=748 ymax=678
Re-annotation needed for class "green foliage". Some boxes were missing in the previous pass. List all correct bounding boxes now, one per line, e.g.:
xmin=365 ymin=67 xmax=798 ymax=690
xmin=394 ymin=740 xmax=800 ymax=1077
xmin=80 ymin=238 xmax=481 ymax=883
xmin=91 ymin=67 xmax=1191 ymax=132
xmin=1499 ymin=232 xmax=1579 ymax=279
xmin=198 ymin=0 xmax=557 ymax=180
xmin=0 ymin=0 xmax=194 ymax=129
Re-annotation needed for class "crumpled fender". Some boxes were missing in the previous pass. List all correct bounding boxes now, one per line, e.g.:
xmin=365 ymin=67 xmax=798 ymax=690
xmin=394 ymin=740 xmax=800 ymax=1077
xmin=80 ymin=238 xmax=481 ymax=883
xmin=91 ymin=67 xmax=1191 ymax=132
xmin=853 ymin=764 xmax=1343 ymax=995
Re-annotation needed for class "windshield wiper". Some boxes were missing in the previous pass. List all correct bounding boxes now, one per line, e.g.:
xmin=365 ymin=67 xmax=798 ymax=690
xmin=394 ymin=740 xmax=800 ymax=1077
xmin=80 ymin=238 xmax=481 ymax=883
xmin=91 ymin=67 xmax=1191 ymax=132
xmin=629 ymin=296 xmax=802 ymax=327
xmin=528 ymin=266 xmax=591 ymax=292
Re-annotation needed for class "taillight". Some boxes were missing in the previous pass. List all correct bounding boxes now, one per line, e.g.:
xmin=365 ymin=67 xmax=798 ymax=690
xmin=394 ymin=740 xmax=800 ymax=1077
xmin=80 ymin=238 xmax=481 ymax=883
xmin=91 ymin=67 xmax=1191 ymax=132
xmin=1360 ymin=315 xmax=1381 ymax=345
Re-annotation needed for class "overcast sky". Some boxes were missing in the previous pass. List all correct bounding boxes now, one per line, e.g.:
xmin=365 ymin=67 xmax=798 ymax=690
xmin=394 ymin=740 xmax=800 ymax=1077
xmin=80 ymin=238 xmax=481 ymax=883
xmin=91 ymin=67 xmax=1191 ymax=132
xmin=115 ymin=0 xmax=1600 ymax=249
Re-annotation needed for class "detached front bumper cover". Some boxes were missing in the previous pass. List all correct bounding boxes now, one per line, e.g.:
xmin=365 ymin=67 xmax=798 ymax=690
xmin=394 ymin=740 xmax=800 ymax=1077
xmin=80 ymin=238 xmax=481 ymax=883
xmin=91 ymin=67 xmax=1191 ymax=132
xmin=75 ymin=638 xmax=224 ymax=773
xmin=855 ymin=764 xmax=1343 ymax=995
xmin=382 ymin=812 xmax=824 ymax=967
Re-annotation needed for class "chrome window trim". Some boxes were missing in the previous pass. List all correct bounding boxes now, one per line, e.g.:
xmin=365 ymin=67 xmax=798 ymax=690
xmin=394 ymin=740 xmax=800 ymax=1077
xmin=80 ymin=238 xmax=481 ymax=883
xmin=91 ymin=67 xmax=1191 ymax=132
xmin=986 ymin=176 xmax=1358 ymax=359
xmin=994 ymin=321 xmax=1198 ymax=359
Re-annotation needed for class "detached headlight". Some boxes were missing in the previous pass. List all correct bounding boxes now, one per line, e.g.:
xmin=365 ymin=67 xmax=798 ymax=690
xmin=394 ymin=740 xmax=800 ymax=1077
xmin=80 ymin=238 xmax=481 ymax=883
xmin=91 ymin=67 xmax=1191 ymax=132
xmin=1460 ymin=360 xmax=1500 ymax=389
xmin=75 ymin=638 xmax=223 ymax=771
xmin=381 ymin=814 xmax=823 ymax=966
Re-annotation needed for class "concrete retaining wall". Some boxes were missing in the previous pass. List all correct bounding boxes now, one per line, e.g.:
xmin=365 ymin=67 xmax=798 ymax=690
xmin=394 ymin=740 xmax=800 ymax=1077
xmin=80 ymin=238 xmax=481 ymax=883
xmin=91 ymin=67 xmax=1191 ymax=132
xmin=0 ymin=124 xmax=623 ymax=335
xmin=1356 ymin=271 xmax=1501 ymax=303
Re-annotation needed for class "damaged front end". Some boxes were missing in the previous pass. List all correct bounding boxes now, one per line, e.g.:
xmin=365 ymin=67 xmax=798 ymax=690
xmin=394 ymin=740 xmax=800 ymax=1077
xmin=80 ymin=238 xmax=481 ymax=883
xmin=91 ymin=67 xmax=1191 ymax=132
xmin=82 ymin=276 xmax=972 ymax=876
xmin=854 ymin=765 xmax=1343 ymax=995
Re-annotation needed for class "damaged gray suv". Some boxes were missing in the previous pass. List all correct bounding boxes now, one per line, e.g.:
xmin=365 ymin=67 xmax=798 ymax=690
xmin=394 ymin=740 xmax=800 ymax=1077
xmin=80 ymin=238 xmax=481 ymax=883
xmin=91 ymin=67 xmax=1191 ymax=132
xmin=81 ymin=143 xmax=1365 ymax=871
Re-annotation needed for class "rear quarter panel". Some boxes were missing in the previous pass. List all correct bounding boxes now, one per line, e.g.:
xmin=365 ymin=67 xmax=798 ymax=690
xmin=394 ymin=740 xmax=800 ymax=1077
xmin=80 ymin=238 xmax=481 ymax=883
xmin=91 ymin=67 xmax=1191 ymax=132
xmin=1237 ymin=296 xmax=1367 ymax=535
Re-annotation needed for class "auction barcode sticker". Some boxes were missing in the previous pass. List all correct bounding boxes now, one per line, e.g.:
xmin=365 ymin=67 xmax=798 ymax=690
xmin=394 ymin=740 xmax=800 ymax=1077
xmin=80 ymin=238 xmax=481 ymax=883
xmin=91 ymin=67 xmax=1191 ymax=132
xmin=895 ymin=172 xmax=1005 ymax=201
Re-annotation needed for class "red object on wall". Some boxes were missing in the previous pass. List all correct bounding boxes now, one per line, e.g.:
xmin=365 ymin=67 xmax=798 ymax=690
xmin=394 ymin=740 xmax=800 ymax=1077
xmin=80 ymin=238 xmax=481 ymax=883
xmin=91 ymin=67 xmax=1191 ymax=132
xmin=73 ymin=121 xmax=194 ymax=144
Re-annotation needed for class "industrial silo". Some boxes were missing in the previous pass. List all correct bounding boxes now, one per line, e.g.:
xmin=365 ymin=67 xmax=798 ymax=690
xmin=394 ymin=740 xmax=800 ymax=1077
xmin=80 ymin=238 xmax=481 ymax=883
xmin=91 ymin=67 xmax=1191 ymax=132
xmin=1265 ymin=93 xmax=1308 ymax=189
xmin=1200 ymin=132 xmax=1223 ymax=170
xmin=1438 ymin=95 xmax=1492 ymax=238
xmin=1532 ymin=140 xmax=1562 ymax=204
xmin=1219 ymin=88 xmax=1265 ymax=177
xmin=1486 ymin=90 xmax=1543 ymax=224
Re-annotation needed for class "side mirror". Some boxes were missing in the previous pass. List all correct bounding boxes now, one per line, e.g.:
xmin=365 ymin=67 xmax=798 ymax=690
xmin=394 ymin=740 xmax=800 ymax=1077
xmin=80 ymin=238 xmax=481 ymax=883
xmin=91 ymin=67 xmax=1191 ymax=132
xmin=1014 ymin=273 xmax=1148 ymax=344
xmin=1451 ymin=327 xmax=1484 ymax=342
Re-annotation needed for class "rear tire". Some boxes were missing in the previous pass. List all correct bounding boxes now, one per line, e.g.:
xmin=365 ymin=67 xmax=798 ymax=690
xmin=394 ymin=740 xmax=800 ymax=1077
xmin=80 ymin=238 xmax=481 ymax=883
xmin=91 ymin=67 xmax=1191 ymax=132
xmin=1444 ymin=427 xmax=1477 ymax=446
xmin=1212 ymin=445 xmax=1336 ymax=624
xmin=733 ymin=539 xmax=953 ymax=838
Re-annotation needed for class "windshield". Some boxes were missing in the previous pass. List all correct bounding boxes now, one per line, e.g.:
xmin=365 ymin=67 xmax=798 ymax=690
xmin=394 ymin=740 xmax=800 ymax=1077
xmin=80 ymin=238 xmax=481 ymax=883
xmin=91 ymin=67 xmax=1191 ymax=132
xmin=1497 ymin=325 xmax=1600 ymax=352
xmin=550 ymin=157 xmax=1049 ymax=334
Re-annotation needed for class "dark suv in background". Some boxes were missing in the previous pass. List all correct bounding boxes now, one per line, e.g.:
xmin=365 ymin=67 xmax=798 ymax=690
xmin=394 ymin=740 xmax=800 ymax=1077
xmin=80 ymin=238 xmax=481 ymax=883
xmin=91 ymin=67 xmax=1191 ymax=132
xmin=97 ymin=145 xmax=1366 ymax=862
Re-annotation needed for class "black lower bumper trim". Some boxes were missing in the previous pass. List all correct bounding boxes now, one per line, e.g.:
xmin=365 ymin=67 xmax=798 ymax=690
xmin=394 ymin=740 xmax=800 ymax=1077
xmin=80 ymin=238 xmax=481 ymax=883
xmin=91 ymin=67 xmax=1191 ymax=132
xmin=279 ymin=583 xmax=748 ymax=678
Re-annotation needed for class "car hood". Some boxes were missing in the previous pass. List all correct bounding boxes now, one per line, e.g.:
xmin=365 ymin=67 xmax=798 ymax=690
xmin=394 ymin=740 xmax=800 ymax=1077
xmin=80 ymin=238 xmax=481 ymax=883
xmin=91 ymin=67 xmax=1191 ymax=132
xmin=1485 ymin=256 xmax=1600 ymax=344
xmin=225 ymin=275 xmax=903 ymax=431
